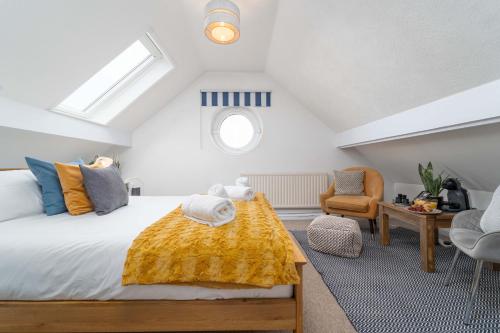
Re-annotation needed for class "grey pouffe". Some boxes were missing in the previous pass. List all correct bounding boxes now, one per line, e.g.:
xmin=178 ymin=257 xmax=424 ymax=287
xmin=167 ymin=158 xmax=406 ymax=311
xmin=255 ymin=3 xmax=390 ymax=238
xmin=307 ymin=215 xmax=362 ymax=258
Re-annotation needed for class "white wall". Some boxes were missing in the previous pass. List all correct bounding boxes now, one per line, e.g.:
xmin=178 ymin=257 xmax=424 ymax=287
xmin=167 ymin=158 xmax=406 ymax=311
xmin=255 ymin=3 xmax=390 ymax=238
xmin=354 ymin=122 xmax=500 ymax=201
xmin=0 ymin=126 xmax=113 ymax=168
xmin=336 ymin=78 xmax=500 ymax=148
xmin=0 ymin=96 xmax=126 ymax=168
xmin=118 ymin=72 xmax=369 ymax=195
xmin=0 ymin=97 xmax=130 ymax=146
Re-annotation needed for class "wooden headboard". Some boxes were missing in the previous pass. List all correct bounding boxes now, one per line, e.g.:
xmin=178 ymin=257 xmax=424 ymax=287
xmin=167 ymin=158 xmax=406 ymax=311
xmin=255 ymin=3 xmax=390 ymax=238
xmin=0 ymin=168 xmax=26 ymax=171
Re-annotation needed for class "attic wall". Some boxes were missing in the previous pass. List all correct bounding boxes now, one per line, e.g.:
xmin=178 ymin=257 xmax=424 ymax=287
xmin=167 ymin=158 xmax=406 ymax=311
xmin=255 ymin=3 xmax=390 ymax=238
xmin=266 ymin=0 xmax=500 ymax=131
xmin=353 ymin=122 xmax=500 ymax=205
xmin=393 ymin=183 xmax=493 ymax=210
xmin=0 ymin=126 xmax=112 ymax=168
xmin=0 ymin=0 xmax=203 ymax=131
xmin=0 ymin=97 xmax=130 ymax=146
xmin=118 ymin=72 xmax=370 ymax=195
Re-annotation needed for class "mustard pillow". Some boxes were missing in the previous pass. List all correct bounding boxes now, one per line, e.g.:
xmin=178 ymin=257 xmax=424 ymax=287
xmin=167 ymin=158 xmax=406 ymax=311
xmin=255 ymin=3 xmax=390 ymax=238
xmin=55 ymin=163 xmax=95 ymax=215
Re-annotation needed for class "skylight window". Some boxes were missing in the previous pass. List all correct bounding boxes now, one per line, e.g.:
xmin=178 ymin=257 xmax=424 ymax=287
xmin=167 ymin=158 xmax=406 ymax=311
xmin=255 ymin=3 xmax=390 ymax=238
xmin=57 ymin=41 xmax=152 ymax=113
xmin=52 ymin=32 xmax=173 ymax=123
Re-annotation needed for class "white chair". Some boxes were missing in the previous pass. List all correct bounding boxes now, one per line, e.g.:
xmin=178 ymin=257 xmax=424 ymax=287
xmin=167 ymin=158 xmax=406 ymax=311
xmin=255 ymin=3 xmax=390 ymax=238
xmin=444 ymin=209 xmax=500 ymax=324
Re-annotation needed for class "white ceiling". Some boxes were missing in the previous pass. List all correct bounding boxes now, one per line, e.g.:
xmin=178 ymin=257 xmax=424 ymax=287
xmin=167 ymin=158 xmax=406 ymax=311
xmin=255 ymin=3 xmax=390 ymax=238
xmin=0 ymin=0 xmax=203 ymax=130
xmin=181 ymin=0 xmax=278 ymax=72
xmin=266 ymin=0 xmax=500 ymax=131
xmin=0 ymin=0 xmax=278 ymax=131
xmin=1 ymin=0 xmax=500 ymax=192
xmin=2 ymin=0 xmax=500 ymax=133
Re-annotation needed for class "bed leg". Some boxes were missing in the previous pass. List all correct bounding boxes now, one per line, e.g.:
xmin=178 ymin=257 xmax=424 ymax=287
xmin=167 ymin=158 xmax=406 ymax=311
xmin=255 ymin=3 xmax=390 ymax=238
xmin=293 ymin=265 xmax=303 ymax=333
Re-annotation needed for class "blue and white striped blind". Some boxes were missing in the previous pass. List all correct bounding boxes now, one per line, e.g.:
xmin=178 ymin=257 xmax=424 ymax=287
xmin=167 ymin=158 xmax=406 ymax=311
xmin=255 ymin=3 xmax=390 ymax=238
xmin=201 ymin=91 xmax=271 ymax=107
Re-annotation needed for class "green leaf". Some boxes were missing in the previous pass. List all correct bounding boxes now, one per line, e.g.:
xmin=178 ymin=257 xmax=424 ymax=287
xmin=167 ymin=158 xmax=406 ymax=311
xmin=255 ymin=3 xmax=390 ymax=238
xmin=417 ymin=161 xmax=443 ymax=196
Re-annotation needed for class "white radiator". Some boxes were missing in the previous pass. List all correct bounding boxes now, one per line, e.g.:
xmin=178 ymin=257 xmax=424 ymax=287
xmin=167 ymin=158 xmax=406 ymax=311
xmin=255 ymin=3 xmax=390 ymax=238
xmin=242 ymin=173 xmax=329 ymax=208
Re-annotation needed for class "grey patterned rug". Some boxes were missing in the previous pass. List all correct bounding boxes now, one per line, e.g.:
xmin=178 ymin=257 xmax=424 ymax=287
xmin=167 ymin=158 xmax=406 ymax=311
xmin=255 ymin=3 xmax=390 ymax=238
xmin=291 ymin=228 xmax=500 ymax=333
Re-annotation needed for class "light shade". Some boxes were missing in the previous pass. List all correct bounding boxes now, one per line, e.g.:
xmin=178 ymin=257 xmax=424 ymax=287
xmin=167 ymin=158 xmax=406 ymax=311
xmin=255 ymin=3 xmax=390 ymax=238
xmin=204 ymin=0 xmax=240 ymax=45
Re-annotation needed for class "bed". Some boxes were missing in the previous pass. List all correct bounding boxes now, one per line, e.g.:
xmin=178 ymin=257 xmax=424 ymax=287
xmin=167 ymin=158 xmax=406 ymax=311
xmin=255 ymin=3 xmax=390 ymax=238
xmin=0 ymin=170 xmax=306 ymax=333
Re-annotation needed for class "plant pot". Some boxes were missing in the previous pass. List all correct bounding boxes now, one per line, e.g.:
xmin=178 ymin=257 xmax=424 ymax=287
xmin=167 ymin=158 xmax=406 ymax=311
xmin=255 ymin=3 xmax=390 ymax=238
xmin=429 ymin=196 xmax=444 ymax=209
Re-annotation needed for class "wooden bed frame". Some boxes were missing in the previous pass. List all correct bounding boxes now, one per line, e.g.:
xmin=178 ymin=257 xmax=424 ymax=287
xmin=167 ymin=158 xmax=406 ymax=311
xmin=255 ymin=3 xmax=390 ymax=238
xmin=0 ymin=168 xmax=307 ymax=333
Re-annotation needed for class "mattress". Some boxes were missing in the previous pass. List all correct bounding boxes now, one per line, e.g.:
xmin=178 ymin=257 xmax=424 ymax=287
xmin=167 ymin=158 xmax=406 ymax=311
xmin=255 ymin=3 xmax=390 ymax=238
xmin=0 ymin=196 xmax=293 ymax=301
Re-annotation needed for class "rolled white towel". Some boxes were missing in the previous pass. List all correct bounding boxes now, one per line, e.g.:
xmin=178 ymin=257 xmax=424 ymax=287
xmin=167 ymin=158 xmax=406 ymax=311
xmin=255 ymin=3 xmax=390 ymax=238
xmin=182 ymin=194 xmax=235 ymax=227
xmin=235 ymin=176 xmax=249 ymax=187
xmin=208 ymin=183 xmax=228 ymax=198
xmin=225 ymin=186 xmax=255 ymax=201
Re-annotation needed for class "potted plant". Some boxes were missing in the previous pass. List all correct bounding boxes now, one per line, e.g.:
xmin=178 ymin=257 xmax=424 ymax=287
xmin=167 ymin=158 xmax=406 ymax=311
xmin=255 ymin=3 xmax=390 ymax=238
xmin=418 ymin=162 xmax=445 ymax=208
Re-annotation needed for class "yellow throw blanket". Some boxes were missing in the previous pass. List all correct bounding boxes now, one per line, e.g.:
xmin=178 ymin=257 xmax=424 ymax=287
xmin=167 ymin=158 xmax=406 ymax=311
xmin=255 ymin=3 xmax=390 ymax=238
xmin=122 ymin=193 xmax=300 ymax=288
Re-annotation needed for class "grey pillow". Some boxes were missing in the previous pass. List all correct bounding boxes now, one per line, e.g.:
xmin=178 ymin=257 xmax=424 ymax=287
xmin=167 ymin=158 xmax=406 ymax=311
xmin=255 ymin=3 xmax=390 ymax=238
xmin=80 ymin=165 xmax=128 ymax=215
xmin=334 ymin=170 xmax=365 ymax=196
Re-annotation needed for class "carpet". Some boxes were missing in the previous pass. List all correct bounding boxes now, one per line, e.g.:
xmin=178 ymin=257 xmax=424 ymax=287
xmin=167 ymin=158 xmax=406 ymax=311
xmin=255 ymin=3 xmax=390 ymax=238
xmin=291 ymin=228 xmax=500 ymax=333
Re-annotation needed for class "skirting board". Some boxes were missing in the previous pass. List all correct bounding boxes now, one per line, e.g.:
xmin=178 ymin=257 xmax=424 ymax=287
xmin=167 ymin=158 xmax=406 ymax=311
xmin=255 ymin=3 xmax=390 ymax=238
xmin=277 ymin=209 xmax=322 ymax=221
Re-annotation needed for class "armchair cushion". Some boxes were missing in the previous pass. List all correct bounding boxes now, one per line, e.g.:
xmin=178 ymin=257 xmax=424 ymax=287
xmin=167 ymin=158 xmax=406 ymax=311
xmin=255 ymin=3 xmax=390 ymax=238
xmin=333 ymin=170 xmax=364 ymax=195
xmin=325 ymin=195 xmax=371 ymax=213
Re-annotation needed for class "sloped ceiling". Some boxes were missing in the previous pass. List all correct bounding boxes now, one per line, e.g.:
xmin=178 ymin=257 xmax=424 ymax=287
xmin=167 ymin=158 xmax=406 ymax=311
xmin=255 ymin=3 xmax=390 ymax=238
xmin=355 ymin=122 xmax=500 ymax=192
xmin=0 ymin=0 xmax=278 ymax=131
xmin=266 ymin=0 xmax=500 ymax=132
xmin=181 ymin=0 xmax=278 ymax=72
xmin=5 ymin=0 xmax=500 ymax=133
xmin=0 ymin=0 xmax=203 ymax=131
xmin=0 ymin=126 xmax=111 ymax=168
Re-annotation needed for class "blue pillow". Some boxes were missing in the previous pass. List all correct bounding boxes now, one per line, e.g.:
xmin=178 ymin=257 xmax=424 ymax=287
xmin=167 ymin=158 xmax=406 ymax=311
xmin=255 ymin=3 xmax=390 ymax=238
xmin=25 ymin=157 xmax=83 ymax=216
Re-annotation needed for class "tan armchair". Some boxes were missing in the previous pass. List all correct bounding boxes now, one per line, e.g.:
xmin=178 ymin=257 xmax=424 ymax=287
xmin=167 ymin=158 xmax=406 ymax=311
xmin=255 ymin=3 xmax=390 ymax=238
xmin=320 ymin=166 xmax=384 ymax=238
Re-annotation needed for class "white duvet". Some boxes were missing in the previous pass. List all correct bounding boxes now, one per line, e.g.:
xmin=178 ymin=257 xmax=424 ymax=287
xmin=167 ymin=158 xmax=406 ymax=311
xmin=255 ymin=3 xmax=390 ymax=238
xmin=0 ymin=196 xmax=292 ymax=300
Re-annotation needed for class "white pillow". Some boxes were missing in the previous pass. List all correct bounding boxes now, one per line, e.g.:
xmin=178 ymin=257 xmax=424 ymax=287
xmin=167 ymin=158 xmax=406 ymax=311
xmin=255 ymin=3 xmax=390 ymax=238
xmin=480 ymin=185 xmax=500 ymax=233
xmin=0 ymin=169 xmax=44 ymax=222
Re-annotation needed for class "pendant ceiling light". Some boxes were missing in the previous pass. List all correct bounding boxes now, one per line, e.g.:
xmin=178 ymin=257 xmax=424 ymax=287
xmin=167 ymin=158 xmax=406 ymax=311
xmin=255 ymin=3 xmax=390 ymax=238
xmin=204 ymin=0 xmax=240 ymax=45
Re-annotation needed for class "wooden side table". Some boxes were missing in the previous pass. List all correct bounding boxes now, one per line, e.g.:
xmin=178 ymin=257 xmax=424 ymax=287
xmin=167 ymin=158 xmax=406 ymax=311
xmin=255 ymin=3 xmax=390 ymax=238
xmin=378 ymin=202 xmax=456 ymax=272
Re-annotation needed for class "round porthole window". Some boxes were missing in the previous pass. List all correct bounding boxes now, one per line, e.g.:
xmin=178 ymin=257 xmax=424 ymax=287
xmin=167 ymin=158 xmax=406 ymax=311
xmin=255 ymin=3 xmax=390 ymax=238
xmin=211 ymin=107 xmax=262 ymax=154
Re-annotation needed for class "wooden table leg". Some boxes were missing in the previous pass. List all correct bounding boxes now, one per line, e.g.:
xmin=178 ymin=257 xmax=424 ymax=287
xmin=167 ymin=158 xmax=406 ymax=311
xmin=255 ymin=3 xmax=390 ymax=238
xmin=380 ymin=210 xmax=390 ymax=246
xmin=434 ymin=225 xmax=440 ymax=245
xmin=486 ymin=262 xmax=500 ymax=271
xmin=420 ymin=217 xmax=436 ymax=272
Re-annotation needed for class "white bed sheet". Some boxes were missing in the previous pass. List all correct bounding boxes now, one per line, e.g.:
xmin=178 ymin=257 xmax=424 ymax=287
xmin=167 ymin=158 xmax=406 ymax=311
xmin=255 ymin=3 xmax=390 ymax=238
xmin=0 ymin=196 xmax=292 ymax=300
